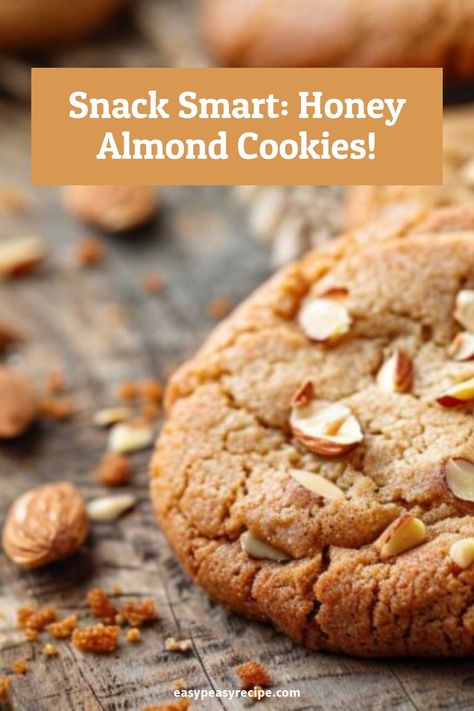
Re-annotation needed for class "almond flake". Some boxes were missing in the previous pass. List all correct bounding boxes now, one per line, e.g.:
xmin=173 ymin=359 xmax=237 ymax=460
xmin=298 ymin=297 xmax=352 ymax=343
xmin=376 ymin=350 xmax=413 ymax=393
xmin=289 ymin=469 xmax=344 ymax=500
xmin=448 ymin=332 xmax=474 ymax=362
xmin=239 ymin=532 xmax=290 ymax=562
xmin=108 ymin=421 xmax=153 ymax=453
xmin=449 ymin=538 xmax=474 ymax=569
xmin=445 ymin=458 xmax=474 ymax=502
xmin=454 ymin=290 xmax=474 ymax=332
xmin=93 ymin=407 xmax=131 ymax=427
xmin=376 ymin=514 xmax=426 ymax=560
xmin=290 ymin=400 xmax=363 ymax=458
xmin=436 ymin=376 xmax=474 ymax=407
xmin=86 ymin=494 xmax=136 ymax=521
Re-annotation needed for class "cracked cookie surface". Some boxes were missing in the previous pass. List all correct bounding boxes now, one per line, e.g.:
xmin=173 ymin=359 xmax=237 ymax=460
xmin=151 ymin=222 xmax=474 ymax=657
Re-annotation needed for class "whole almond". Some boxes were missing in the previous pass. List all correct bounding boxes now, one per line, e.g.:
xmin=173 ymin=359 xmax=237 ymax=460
xmin=2 ymin=482 xmax=89 ymax=569
xmin=0 ymin=367 xmax=37 ymax=438
xmin=375 ymin=513 xmax=426 ymax=560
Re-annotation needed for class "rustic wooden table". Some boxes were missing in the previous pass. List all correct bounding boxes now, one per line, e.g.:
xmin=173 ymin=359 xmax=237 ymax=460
xmin=0 ymin=3 xmax=474 ymax=709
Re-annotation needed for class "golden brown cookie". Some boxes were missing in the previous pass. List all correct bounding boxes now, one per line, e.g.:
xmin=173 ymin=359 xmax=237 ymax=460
xmin=0 ymin=0 xmax=124 ymax=51
xmin=151 ymin=217 xmax=474 ymax=657
xmin=346 ymin=106 xmax=474 ymax=230
xmin=201 ymin=0 xmax=474 ymax=76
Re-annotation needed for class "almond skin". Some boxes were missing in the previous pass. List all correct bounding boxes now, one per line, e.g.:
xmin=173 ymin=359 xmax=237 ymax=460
xmin=2 ymin=482 xmax=89 ymax=569
xmin=0 ymin=367 xmax=38 ymax=438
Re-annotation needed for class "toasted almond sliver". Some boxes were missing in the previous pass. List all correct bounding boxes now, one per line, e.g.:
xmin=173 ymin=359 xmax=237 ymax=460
xmin=239 ymin=531 xmax=290 ymax=562
xmin=93 ymin=407 xmax=131 ymax=428
xmin=449 ymin=538 xmax=474 ymax=569
xmin=436 ymin=376 xmax=474 ymax=407
xmin=87 ymin=493 xmax=136 ymax=521
xmin=448 ymin=332 xmax=474 ymax=362
xmin=108 ymin=422 xmax=154 ymax=453
xmin=376 ymin=350 xmax=413 ymax=393
xmin=298 ymin=297 xmax=352 ymax=343
xmin=376 ymin=514 xmax=426 ymax=560
xmin=290 ymin=400 xmax=363 ymax=458
xmin=454 ymin=290 xmax=474 ymax=332
xmin=445 ymin=457 xmax=474 ymax=502
xmin=289 ymin=469 xmax=344 ymax=500
xmin=0 ymin=236 xmax=46 ymax=278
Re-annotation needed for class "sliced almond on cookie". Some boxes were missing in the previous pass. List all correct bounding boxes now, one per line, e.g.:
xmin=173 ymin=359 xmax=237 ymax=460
xmin=436 ymin=376 xmax=474 ymax=407
xmin=448 ymin=332 xmax=474 ymax=361
xmin=289 ymin=469 xmax=344 ymax=500
xmin=454 ymin=290 xmax=474 ymax=332
xmin=298 ymin=297 xmax=352 ymax=343
xmin=376 ymin=350 xmax=413 ymax=393
xmin=239 ymin=531 xmax=290 ymax=562
xmin=445 ymin=458 xmax=474 ymax=502
xmin=449 ymin=538 xmax=474 ymax=569
xmin=376 ymin=514 xmax=426 ymax=560
xmin=290 ymin=397 xmax=363 ymax=458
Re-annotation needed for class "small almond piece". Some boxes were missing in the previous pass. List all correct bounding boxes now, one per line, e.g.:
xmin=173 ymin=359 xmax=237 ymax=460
xmin=93 ymin=407 xmax=131 ymax=427
xmin=0 ymin=236 xmax=46 ymax=278
xmin=376 ymin=350 xmax=413 ymax=393
xmin=436 ymin=376 xmax=474 ymax=407
xmin=454 ymin=290 xmax=474 ymax=332
xmin=289 ymin=469 xmax=344 ymax=500
xmin=63 ymin=186 xmax=157 ymax=233
xmin=449 ymin=538 xmax=474 ymax=569
xmin=240 ymin=532 xmax=290 ymax=562
xmin=0 ymin=367 xmax=37 ymax=438
xmin=298 ymin=297 xmax=352 ymax=343
xmin=2 ymin=483 xmax=89 ymax=569
xmin=445 ymin=457 xmax=474 ymax=502
xmin=448 ymin=332 xmax=474 ymax=362
xmin=376 ymin=514 xmax=426 ymax=560
xmin=87 ymin=493 xmax=136 ymax=522
xmin=108 ymin=421 xmax=154 ymax=454
xmin=290 ymin=399 xmax=363 ymax=458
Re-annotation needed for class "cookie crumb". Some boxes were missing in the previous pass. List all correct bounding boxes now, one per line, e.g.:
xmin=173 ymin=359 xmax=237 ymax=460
xmin=207 ymin=296 xmax=231 ymax=320
xmin=117 ymin=381 xmax=139 ymax=402
xmin=235 ymin=661 xmax=272 ymax=690
xmin=142 ymin=272 xmax=164 ymax=295
xmin=18 ymin=606 xmax=56 ymax=631
xmin=87 ymin=589 xmax=117 ymax=624
xmin=173 ymin=678 xmax=186 ymax=691
xmin=165 ymin=637 xmax=192 ymax=653
xmin=141 ymin=378 xmax=163 ymax=404
xmin=48 ymin=614 xmax=77 ymax=639
xmin=126 ymin=627 xmax=141 ymax=644
xmin=75 ymin=237 xmax=105 ymax=268
xmin=45 ymin=368 xmax=66 ymax=395
xmin=24 ymin=628 xmax=38 ymax=642
xmin=42 ymin=643 xmax=58 ymax=657
xmin=11 ymin=658 xmax=27 ymax=675
xmin=72 ymin=624 xmax=120 ymax=653
xmin=95 ymin=452 xmax=132 ymax=487
xmin=120 ymin=600 xmax=157 ymax=628
xmin=39 ymin=398 xmax=74 ymax=421
xmin=0 ymin=676 xmax=10 ymax=701
xmin=142 ymin=701 xmax=190 ymax=711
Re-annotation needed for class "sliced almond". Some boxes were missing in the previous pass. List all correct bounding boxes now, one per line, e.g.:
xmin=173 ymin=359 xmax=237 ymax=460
xmin=436 ymin=376 xmax=474 ymax=407
xmin=454 ymin=290 xmax=474 ymax=332
xmin=290 ymin=379 xmax=315 ymax=407
xmin=448 ymin=332 xmax=474 ymax=362
xmin=239 ymin=531 xmax=290 ymax=562
xmin=376 ymin=350 xmax=413 ymax=393
xmin=93 ymin=407 xmax=131 ymax=428
xmin=289 ymin=469 xmax=344 ymax=500
xmin=87 ymin=493 xmax=136 ymax=522
xmin=298 ymin=297 xmax=352 ymax=343
xmin=445 ymin=457 xmax=474 ymax=502
xmin=449 ymin=538 xmax=474 ymax=569
xmin=376 ymin=513 xmax=426 ymax=560
xmin=0 ymin=236 xmax=46 ymax=278
xmin=108 ymin=421 xmax=154 ymax=453
xmin=290 ymin=400 xmax=363 ymax=458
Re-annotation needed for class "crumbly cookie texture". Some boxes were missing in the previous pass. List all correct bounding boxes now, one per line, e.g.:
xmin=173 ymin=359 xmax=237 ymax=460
xmin=151 ymin=222 xmax=474 ymax=657
xmin=346 ymin=107 xmax=474 ymax=230
xmin=201 ymin=0 xmax=474 ymax=76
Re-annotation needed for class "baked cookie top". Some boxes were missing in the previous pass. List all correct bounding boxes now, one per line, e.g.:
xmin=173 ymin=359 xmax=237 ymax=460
xmin=151 ymin=226 xmax=474 ymax=657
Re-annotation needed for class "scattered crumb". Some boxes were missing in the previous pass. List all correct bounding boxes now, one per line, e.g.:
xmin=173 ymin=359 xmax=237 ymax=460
xmin=48 ymin=614 xmax=77 ymax=639
xmin=39 ymin=398 xmax=74 ymax=421
xmin=173 ymin=678 xmax=186 ymax=691
xmin=0 ymin=676 xmax=10 ymax=701
xmin=142 ymin=272 xmax=164 ymax=295
xmin=45 ymin=368 xmax=66 ymax=395
xmin=117 ymin=381 xmax=139 ymax=402
xmin=111 ymin=586 xmax=123 ymax=596
xmin=235 ymin=661 xmax=272 ymax=690
xmin=95 ymin=452 xmax=132 ymax=487
xmin=142 ymin=702 xmax=190 ymax=711
xmin=120 ymin=600 xmax=157 ymax=628
xmin=165 ymin=637 xmax=192 ymax=653
xmin=24 ymin=628 xmax=38 ymax=642
xmin=93 ymin=406 xmax=130 ymax=427
xmin=18 ymin=606 xmax=56 ymax=631
xmin=42 ymin=643 xmax=58 ymax=657
xmin=11 ymin=658 xmax=27 ymax=675
xmin=126 ymin=628 xmax=141 ymax=644
xmin=141 ymin=378 xmax=163 ymax=404
xmin=0 ymin=186 xmax=28 ymax=214
xmin=207 ymin=297 xmax=231 ymax=320
xmin=87 ymin=589 xmax=117 ymax=624
xmin=72 ymin=624 xmax=120 ymax=654
xmin=141 ymin=401 xmax=161 ymax=422
xmin=75 ymin=237 xmax=105 ymax=268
